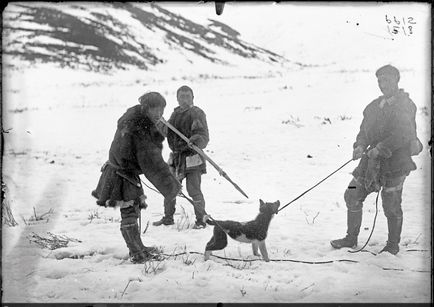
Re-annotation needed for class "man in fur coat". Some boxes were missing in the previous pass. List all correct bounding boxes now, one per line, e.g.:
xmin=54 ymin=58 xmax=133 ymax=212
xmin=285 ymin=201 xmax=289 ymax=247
xmin=153 ymin=85 xmax=210 ymax=229
xmin=330 ymin=65 xmax=423 ymax=255
xmin=92 ymin=92 xmax=181 ymax=263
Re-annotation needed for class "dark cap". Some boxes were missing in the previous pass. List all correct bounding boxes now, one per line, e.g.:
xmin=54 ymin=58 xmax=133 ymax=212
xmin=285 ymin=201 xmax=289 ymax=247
xmin=375 ymin=65 xmax=400 ymax=81
xmin=138 ymin=92 xmax=166 ymax=108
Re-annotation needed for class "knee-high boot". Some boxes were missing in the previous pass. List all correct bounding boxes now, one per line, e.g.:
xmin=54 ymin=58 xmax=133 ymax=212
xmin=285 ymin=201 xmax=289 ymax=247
xmin=120 ymin=219 xmax=147 ymax=263
xmin=153 ymin=197 xmax=176 ymax=226
xmin=192 ymin=197 xmax=206 ymax=222
xmin=120 ymin=204 xmax=156 ymax=263
xmin=330 ymin=209 xmax=362 ymax=249
xmin=380 ymin=216 xmax=402 ymax=255
xmin=347 ymin=209 xmax=363 ymax=241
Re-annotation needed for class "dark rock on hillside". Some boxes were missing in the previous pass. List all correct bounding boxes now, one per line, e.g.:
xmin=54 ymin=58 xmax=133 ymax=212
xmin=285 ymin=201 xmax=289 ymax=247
xmin=3 ymin=3 xmax=288 ymax=72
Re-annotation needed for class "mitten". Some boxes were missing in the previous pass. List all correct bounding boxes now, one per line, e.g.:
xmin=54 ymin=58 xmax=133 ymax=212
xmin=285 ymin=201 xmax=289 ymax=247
xmin=367 ymin=147 xmax=380 ymax=159
xmin=364 ymin=158 xmax=381 ymax=193
xmin=352 ymin=146 xmax=365 ymax=160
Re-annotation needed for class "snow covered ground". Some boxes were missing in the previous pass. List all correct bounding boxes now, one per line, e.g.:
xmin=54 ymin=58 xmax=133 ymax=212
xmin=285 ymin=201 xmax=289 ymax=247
xmin=2 ymin=2 xmax=431 ymax=304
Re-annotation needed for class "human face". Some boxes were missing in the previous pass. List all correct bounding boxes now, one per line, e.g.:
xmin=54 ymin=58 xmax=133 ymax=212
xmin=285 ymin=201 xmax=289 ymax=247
xmin=177 ymin=90 xmax=194 ymax=108
xmin=146 ymin=105 xmax=164 ymax=122
xmin=377 ymin=74 xmax=399 ymax=97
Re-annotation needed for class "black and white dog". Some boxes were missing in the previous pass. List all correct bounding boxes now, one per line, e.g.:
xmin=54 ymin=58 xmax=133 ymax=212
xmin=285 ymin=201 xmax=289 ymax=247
xmin=203 ymin=199 xmax=280 ymax=262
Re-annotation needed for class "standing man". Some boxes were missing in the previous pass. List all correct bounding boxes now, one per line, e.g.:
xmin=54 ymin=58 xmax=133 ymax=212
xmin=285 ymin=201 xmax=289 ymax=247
xmin=330 ymin=65 xmax=423 ymax=255
xmin=92 ymin=92 xmax=181 ymax=263
xmin=153 ymin=85 xmax=210 ymax=229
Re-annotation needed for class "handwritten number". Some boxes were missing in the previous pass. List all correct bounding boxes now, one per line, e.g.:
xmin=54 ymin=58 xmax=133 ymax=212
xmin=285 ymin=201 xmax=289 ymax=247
xmin=386 ymin=15 xmax=416 ymax=36
xmin=385 ymin=14 xmax=392 ymax=24
xmin=408 ymin=26 xmax=413 ymax=35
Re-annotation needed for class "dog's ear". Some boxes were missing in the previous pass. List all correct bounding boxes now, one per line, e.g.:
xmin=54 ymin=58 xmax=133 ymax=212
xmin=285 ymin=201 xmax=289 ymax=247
xmin=259 ymin=199 xmax=266 ymax=212
xmin=276 ymin=200 xmax=280 ymax=205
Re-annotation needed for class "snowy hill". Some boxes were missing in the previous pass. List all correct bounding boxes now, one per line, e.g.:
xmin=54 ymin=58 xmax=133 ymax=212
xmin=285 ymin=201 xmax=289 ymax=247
xmin=2 ymin=2 xmax=431 ymax=304
xmin=2 ymin=2 xmax=289 ymax=73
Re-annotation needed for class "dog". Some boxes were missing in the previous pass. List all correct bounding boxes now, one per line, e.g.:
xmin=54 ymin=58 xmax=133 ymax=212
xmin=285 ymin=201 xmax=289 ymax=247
xmin=203 ymin=199 xmax=280 ymax=262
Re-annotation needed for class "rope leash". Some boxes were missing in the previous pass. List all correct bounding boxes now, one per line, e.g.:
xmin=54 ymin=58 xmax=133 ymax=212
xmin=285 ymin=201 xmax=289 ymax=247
xmin=139 ymin=178 xmax=428 ymax=272
xmin=152 ymin=250 xmax=430 ymax=273
xmin=139 ymin=158 xmax=363 ymax=245
xmin=278 ymin=158 xmax=353 ymax=212
xmin=348 ymin=190 xmax=380 ymax=254
xmin=177 ymin=192 xmax=232 ymax=234
xmin=140 ymin=179 xmax=230 ymax=235
xmin=140 ymin=180 xmax=161 ymax=195
xmin=139 ymin=160 xmax=404 ymax=257
xmin=141 ymin=158 xmax=354 ymax=217
xmin=273 ymin=156 xmax=381 ymax=255
xmin=160 ymin=251 xmax=358 ymax=264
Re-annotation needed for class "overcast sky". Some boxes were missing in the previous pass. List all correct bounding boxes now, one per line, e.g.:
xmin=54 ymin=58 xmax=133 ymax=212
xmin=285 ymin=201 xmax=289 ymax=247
xmin=161 ymin=2 xmax=430 ymax=71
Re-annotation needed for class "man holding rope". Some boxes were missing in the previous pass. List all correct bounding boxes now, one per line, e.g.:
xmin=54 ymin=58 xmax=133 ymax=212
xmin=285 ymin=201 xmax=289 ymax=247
xmin=330 ymin=65 xmax=422 ymax=255
xmin=92 ymin=92 xmax=181 ymax=263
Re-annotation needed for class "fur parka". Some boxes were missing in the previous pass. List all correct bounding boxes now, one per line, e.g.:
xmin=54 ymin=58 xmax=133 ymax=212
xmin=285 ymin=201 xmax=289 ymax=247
xmin=92 ymin=105 xmax=180 ymax=206
xmin=352 ymin=89 xmax=422 ymax=183
xmin=167 ymin=105 xmax=209 ymax=177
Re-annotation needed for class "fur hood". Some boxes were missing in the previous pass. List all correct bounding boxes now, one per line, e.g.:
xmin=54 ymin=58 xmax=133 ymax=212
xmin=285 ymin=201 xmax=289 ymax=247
xmin=117 ymin=105 xmax=165 ymax=144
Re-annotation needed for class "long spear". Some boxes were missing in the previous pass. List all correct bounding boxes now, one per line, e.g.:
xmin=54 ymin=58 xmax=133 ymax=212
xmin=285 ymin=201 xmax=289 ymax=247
xmin=159 ymin=117 xmax=249 ymax=199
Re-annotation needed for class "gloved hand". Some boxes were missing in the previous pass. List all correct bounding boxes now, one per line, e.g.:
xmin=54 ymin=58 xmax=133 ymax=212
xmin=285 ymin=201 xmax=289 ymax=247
xmin=187 ymin=140 xmax=194 ymax=149
xmin=364 ymin=157 xmax=381 ymax=193
xmin=177 ymin=141 xmax=194 ymax=153
xmin=188 ymin=135 xmax=203 ymax=148
xmin=138 ymin=195 xmax=148 ymax=210
xmin=352 ymin=146 xmax=365 ymax=160
xmin=367 ymin=147 xmax=380 ymax=159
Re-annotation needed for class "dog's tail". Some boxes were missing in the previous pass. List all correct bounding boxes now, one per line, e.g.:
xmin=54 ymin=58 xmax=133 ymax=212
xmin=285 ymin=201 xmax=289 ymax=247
xmin=202 ymin=214 xmax=215 ymax=226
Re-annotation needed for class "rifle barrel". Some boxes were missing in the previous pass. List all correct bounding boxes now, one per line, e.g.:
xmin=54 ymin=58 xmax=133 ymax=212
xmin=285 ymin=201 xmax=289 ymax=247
xmin=159 ymin=118 xmax=249 ymax=198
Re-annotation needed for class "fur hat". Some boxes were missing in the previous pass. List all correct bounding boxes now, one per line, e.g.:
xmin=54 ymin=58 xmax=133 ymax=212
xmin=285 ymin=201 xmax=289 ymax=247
xmin=138 ymin=92 xmax=166 ymax=109
xmin=375 ymin=65 xmax=400 ymax=81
